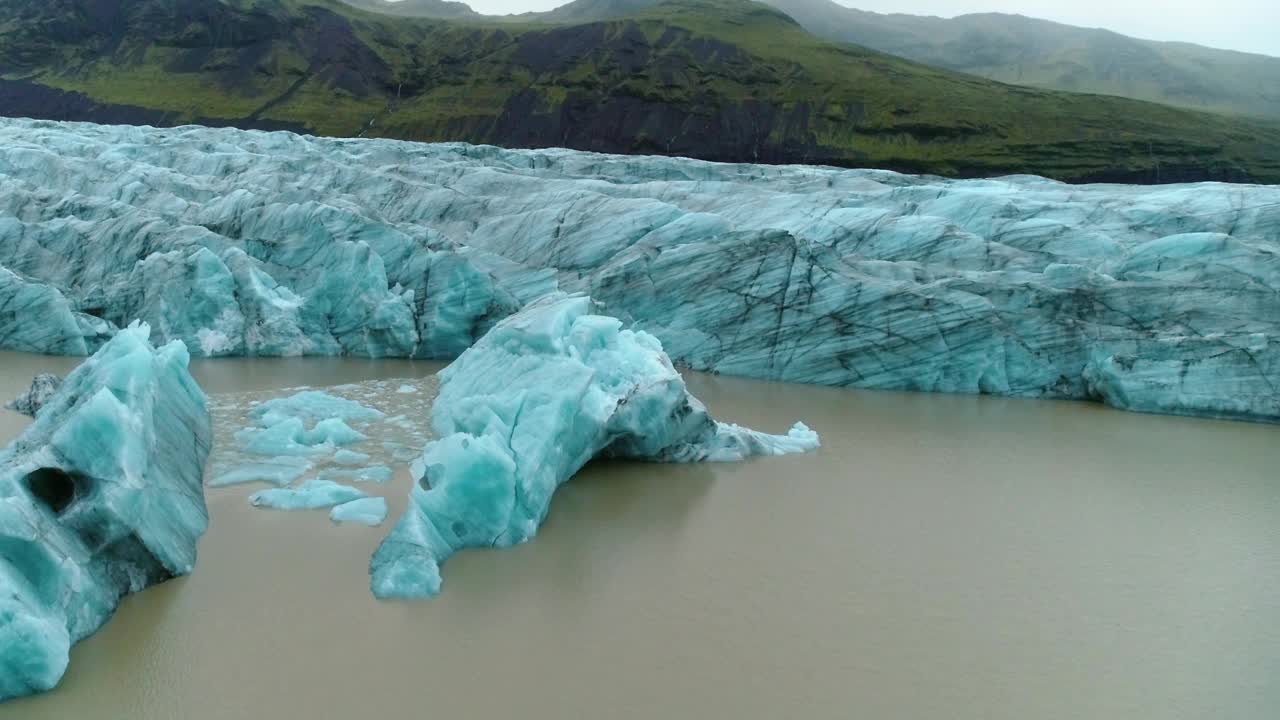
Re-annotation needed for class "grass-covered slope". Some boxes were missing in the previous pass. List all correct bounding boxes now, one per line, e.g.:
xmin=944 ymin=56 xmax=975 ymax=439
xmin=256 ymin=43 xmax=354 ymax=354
xmin=757 ymin=0 xmax=1280 ymax=121
xmin=3 ymin=0 xmax=1280 ymax=183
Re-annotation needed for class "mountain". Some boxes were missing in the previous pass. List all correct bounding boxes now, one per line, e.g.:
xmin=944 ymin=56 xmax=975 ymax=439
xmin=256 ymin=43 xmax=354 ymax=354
xmin=3 ymin=0 xmax=1280 ymax=183
xmin=500 ymin=0 xmax=1280 ymax=120
xmin=341 ymin=0 xmax=477 ymax=18
xmin=757 ymin=0 xmax=1280 ymax=120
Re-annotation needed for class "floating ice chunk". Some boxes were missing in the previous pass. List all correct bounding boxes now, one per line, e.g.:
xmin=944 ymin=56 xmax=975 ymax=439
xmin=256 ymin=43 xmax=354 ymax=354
xmin=249 ymin=480 xmax=366 ymax=511
xmin=384 ymin=441 xmax=421 ymax=463
xmin=369 ymin=295 xmax=817 ymax=599
xmin=333 ymin=449 xmax=372 ymax=466
xmin=300 ymin=418 xmax=367 ymax=446
xmin=318 ymin=466 xmax=394 ymax=484
xmin=208 ymin=456 xmax=312 ymax=488
xmin=251 ymin=391 xmax=384 ymax=427
xmin=330 ymin=497 xmax=389 ymax=526
xmin=0 ymin=324 xmax=210 ymax=701
xmin=235 ymin=416 xmax=366 ymax=457
xmin=4 ymin=373 xmax=62 ymax=417
xmin=397 ymin=384 xmax=417 ymax=394
xmin=235 ymin=417 xmax=326 ymax=457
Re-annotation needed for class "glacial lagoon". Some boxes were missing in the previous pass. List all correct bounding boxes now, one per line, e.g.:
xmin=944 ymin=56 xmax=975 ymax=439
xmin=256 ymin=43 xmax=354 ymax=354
xmin=2 ymin=351 xmax=1277 ymax=719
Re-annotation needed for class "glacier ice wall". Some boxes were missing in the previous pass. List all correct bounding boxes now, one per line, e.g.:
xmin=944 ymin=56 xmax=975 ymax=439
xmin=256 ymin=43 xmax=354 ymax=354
xmin=370 ymin=294 xmax=818 ymax=599
xmin=0 ymin=324 xmax=210 ymax=701
xmin=1 ymin=119 xmax=1277 ymax=421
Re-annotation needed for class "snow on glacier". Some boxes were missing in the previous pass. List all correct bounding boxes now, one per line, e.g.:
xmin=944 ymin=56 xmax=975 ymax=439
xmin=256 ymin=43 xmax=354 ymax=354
xmin=0 ymin=118 xmax=1276 ymax=421
xmin=0 ymin=324 xmax=210 ymax=701
xmin=370 ymin=294 xmax=819 ymax=599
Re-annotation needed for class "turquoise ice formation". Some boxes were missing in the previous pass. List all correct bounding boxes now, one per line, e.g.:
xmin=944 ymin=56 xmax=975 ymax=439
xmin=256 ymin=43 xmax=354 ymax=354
xmin=0 ymin=119 xmax=1276 ymax=421
xmin=233 ymin=392 xmax=381 ymax=457
xmin=370 ymin=295 xmax=819 ymax=599
xmin=0 ymin=324 xmax=210 ymax=701
xmin=330 ymin=497 xmax=389 ymax=527
xmin=248 ymin=480 xmax=367 ymax=511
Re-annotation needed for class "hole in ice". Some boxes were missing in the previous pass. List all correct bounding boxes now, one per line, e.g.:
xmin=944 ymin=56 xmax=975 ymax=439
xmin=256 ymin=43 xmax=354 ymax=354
xmin=22 ymin=468 xmax=88 ymax=515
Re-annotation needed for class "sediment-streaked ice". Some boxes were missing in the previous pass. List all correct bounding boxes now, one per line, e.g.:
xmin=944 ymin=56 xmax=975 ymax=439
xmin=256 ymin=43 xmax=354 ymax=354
xmin=2 ymin=118 xmax=1275 ymax=422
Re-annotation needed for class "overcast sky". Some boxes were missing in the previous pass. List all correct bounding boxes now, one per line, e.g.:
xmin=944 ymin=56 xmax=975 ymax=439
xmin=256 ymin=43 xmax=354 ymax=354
xmin=454 ymin=0 xmax=1280 ymax=57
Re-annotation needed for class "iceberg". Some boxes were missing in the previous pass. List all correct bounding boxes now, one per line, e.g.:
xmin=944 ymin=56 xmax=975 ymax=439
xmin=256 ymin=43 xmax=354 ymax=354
xmin=0 ymin=324 xmax=210 ymax=701
xmin=330 ymin=497 xmax=389 ymax=527
xmin=370 ymin=295 xmax=818 ymax=599
xmin=249 ymin=480 xmax=367 ymax=511
xmin=1 ymin=118 xmax=1276 ymax=421
xmin=4 ymin=373 xmax=62 ymax=417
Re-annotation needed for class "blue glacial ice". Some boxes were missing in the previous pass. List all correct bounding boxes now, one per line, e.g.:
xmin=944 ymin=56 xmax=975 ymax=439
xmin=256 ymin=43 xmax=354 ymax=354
xmin=249 ymin=480 xmax=367 ymax=511
xmin=0 ymin=324 xmax=210 ymax=701
xmin=369 ymin=295 xmax=818 ymax=599
xmin=333 ymin=449 xmax=373 ymax=466
xmin=233 ymin=392 xmax=381 ymax=457
xmin=318 ymin=466 xmax=394 ymax=484
xmin=330 ymin=497 xmax=389 ymax=527
xmin=251 ymin=391 xmax=386 ymax=427
xmin=208 ymin=456 xmax=312 ymax=488
xmin=0 ymin=119 xmax=1277 ymax=421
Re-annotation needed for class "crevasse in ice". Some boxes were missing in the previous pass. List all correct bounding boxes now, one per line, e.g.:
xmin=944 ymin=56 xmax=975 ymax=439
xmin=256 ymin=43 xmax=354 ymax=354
xmin=369 ymin=295 xmax=819 ymax=599
xmin=1 ymin=119 xmax=1276 ymax=421
xmin=0 ymin=324 xmax=210 ymax=701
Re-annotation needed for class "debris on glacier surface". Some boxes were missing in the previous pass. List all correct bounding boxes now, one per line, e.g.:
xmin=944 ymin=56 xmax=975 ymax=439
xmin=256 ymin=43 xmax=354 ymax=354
xmin=4 ymin=373 xmax=62 ymax=417
xmin=1 ymin=119 xmax=1277 ymax=421
xmin=0 ymin=324 xmax=210 ymax=701
xmin=370 ymin=295 xmax=819 ymax=599
xmin=249 ymin=480 xmax=366 ymax=511
xmin=330 ymin=497 xmax=389 ymax=527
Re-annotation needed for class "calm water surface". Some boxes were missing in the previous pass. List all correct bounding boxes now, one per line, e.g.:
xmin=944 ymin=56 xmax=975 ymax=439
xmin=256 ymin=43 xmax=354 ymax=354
xmin=1 ymin=351 xmax=1277 ymax=719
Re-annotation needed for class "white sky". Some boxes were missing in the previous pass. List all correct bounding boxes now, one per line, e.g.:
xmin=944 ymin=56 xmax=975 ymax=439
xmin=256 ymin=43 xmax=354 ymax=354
xmin=450 ymin=0 xmax=1280 ymax=57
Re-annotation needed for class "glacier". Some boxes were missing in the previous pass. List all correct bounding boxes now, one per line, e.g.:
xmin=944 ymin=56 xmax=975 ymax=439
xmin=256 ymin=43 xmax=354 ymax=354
xmin=370 ymin=294 xmax=819 ymax=599
xmin=0 ymin=324 xmax=210 ymax=701
xmin=0 ymin=118 xmax=1276 ymax=421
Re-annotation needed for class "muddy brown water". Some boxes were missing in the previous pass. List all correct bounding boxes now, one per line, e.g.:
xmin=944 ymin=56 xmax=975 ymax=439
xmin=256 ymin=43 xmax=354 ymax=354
xmin=1 ymin=352 xmax=1277 ymax=719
